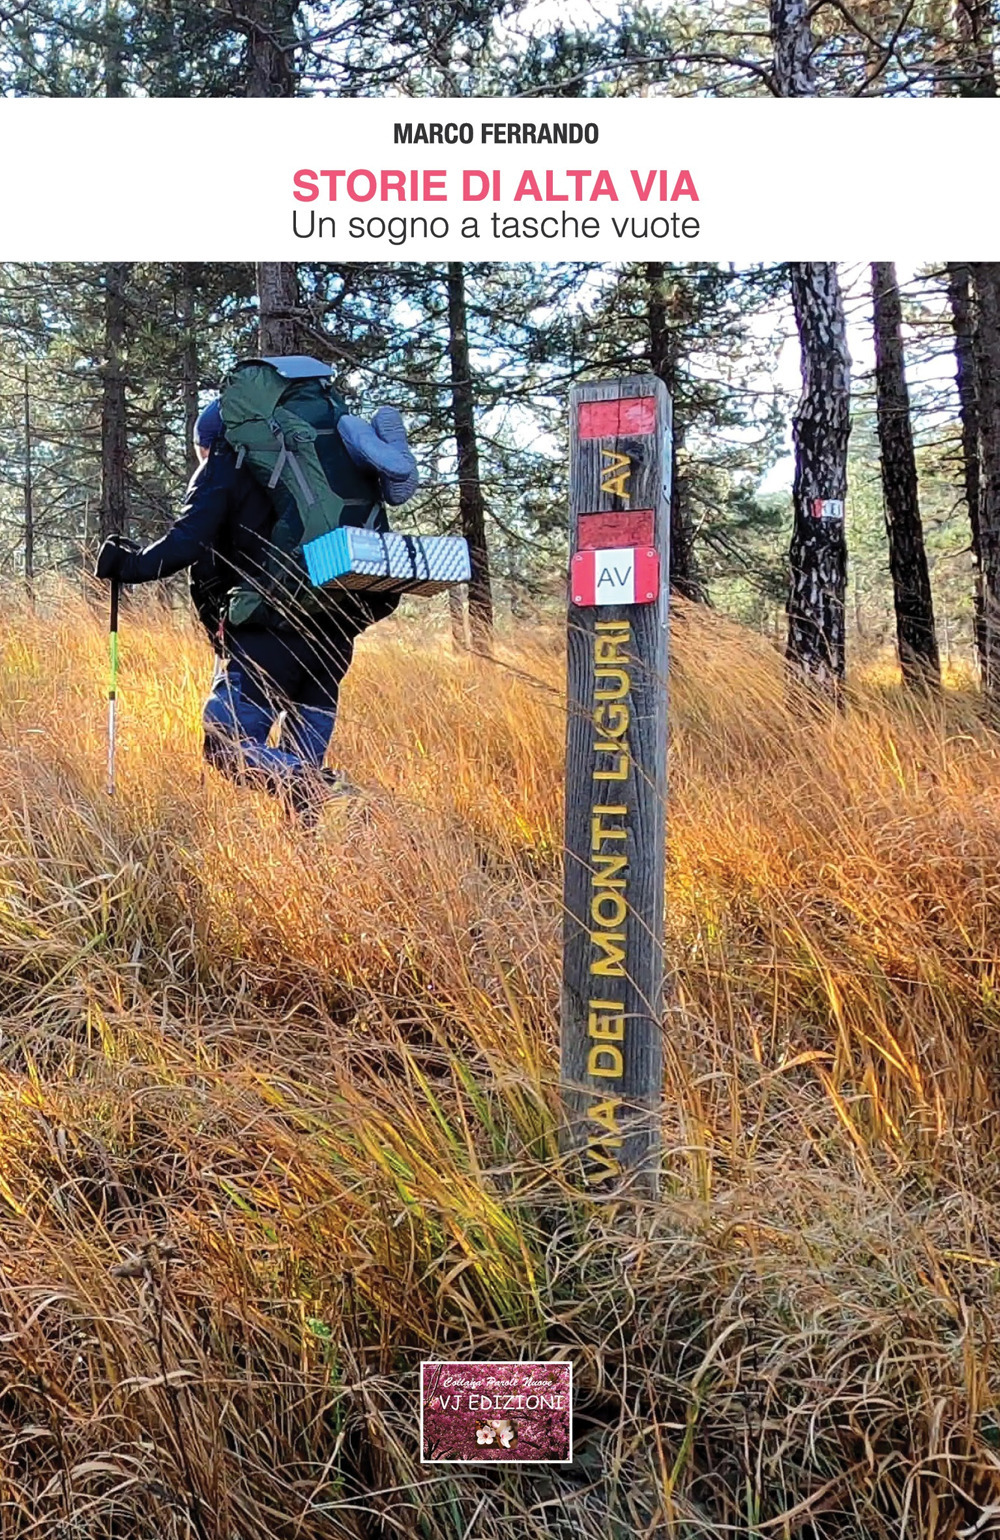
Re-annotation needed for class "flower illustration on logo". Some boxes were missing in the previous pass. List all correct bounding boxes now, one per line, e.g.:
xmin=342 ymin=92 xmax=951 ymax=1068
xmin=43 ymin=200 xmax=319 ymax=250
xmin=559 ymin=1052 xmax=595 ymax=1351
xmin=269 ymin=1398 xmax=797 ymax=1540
xmin=474 ymin=1418 xmax=518 ymax=1448
xmin=492 ymin=1418 xmax=518 ymax=1449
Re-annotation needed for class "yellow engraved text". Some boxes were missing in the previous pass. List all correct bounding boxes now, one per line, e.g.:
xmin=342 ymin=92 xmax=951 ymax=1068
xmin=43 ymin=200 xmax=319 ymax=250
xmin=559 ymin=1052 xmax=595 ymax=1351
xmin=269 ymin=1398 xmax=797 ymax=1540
xmin=600 ymin=449 xmax=632 ymax=503
xmin=585 ymin=620 xmax=633 ymax=1184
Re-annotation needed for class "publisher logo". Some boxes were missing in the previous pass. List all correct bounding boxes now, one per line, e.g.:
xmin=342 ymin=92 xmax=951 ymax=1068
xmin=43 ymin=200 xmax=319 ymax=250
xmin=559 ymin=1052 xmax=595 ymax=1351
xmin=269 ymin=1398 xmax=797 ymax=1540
xmin=420 ymin=1361 xmax=572 ymax=1463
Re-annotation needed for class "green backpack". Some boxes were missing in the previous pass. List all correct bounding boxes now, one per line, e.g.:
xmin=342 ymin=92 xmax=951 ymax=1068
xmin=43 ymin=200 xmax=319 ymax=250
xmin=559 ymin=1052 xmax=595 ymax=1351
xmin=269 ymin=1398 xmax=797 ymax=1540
xmin=218 ymin=355 xmax=387 ymax=627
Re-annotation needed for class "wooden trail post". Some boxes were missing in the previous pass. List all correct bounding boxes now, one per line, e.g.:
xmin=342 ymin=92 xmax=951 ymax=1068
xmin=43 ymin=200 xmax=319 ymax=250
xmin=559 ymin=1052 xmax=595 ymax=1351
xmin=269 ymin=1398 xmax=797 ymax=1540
xmin=561 ymin=375 xmax=670 ymax=1194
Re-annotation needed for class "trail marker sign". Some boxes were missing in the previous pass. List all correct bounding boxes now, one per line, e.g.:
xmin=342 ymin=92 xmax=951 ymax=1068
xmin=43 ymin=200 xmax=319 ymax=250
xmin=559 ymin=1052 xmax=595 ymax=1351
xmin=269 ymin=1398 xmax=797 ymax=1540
xmin=561 ymin=376 xmax=670 ymax=1194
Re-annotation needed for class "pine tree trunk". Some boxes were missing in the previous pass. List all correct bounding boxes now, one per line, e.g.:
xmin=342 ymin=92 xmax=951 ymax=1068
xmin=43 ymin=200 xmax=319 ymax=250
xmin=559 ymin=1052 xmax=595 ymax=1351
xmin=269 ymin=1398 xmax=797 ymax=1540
xmin=448 ymin=586 xmax=468 ymax=651
xmin=955 ymin=1 xmax=996 ymax=95
xmin=771 ymin=8 xmax=849 ymax=693
xmin=244 ymin=0 xmax=298 ymax=97
xmin=245 ymin=2 xmax=299 ymax=359
xmin=969 ymin=263 xmax=1000 ymax=716
xmin=784 ymin=263 xmax=851 ymax=696
xmin=178 ymin=271 xmax=200 ymax=478
xmin=646 ymin=260 xmax=705 ymax=602
xmin=870 ymin=262 xmax=940 ymax=689
xmin=947 ymin=262 xmax=987 ymax=676
xmin=770 ymin=0 xmax=817 ymax=95
xmin=100 ymin=262 xmax=130 ymax=540
xmin=446 ymin=262 xmax=493 ymax=656
xmin=256 ymin=262 xmax=300 ymax=354
xmin=104 ymin=0 xmax=126 ymax=95
xmin=23 ymin=363 xmax=33 ymax=595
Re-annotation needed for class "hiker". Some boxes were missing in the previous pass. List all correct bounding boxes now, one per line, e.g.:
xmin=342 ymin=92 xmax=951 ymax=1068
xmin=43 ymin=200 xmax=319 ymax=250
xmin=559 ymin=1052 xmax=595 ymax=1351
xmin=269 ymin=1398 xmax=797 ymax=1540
xmin=95 ymin=358 xmax=419 ymax=824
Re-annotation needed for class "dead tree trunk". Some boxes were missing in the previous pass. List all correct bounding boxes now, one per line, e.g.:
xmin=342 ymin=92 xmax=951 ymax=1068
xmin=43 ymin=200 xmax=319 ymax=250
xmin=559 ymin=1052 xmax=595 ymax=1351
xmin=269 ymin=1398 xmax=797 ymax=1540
xmin=100 ymin=262 xmax=130 ymax=540
xmin=784 ymin=263 xmax=852 ymax=696
xmin=870 ymin=262 xmax=940 ymax=689
xmin=969 ymin=263 xmax=1000 ymax=717
xmin=646 ymin=260 xmax=705 ymax=602
xmin=446 ymin=262 xmax=493 ymax=655
xmin=948 ymin=262 xmax=986 ymax=675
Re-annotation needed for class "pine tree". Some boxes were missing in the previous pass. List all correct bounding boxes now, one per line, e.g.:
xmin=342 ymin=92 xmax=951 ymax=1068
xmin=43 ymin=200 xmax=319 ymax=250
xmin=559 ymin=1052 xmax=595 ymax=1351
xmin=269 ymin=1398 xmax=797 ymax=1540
xmin=768 ymin=3 xmax=852 ymax=693
xmin=22 ymin=363 xmax=34 ymax=593
xmin=584 ymin=262 xmax=787 ymax=604
xmin=447 ymin=262 xmax=493 ymax=654
xmin=646 ymin=261 xmax=704 ymax=602
xmin=969 ymin=262 xmax=1000 ymax=716
xmin=784 ymin=262 xmax=852 ymax=693
xmin=946 ymin=262 xmax=986 ymax=671
xmin=870 ymin=261 xmax=940 ymax=688
xmin=99 ymin=262 xmax=130 ymax=540
xmin=257 ymin=264 xmax=301 ymax=354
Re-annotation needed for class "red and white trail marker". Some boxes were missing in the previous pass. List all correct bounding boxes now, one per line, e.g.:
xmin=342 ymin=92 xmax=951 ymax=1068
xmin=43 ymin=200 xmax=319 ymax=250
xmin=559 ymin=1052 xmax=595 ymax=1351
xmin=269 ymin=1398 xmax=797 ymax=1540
xmin=571 ymin=546 xmax=660 ymax=607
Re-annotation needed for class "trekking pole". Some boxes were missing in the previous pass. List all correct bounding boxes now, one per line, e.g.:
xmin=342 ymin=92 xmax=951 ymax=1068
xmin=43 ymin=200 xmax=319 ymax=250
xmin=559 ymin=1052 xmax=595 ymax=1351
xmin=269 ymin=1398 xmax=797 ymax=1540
xmin=107 ymin=577 xmax=120 ymax=796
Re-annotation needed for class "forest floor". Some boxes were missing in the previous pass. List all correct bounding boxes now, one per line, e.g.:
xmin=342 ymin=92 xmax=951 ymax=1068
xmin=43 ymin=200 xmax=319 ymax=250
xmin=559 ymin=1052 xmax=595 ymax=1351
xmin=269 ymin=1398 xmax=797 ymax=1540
xmin=1 ymin=591 xmax=999 ymax=1539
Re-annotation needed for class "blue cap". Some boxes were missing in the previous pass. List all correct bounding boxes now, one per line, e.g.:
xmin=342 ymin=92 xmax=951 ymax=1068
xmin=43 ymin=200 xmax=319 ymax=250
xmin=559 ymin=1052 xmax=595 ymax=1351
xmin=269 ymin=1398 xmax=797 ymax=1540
xmin=194 ymin=398 xmax=224 ymax=447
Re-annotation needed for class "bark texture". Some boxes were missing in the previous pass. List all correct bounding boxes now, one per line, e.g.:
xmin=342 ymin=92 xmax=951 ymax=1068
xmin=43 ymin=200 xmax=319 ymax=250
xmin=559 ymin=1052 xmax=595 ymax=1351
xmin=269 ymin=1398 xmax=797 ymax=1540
xmin=178 ymin=272 xmax=200 ymax=478
xmin=23 ymin=363 xmax=33 ymax=592
xmin=256 ymin=262 xmax=300 ymax=355
xmin=100 ymin=262 xmax=130 ymax=541
xmin=969 ymin=263 xmax=1000 ymax=715
xmin=103 ymin=0 xmax=125 ymax=95
xmin=247 ymin=2 xmax=300 ymax=358
xmin=870 ymin=262 xmax=940 ymax=689
xmin=446 ymin=262 xmax=493 ymax=655
xmin=770 ymin=0 xmax=817 ymax=95
xmin=447 ymin=585 xmax=469 ymax=652
xmin=955 ymin=1 xmax=997 ymax=95
xmin=771 ymin=7 xmax=849 ymax=693
xmin=646 ymin=260 xmax=705 ymax=602
xmin=244 ymin=0 xmax=299 ymax=97
xmin=784 ymin=263 xmax=851 ymax=695
xmin=947 ymin=261 xmax=986 ymax=675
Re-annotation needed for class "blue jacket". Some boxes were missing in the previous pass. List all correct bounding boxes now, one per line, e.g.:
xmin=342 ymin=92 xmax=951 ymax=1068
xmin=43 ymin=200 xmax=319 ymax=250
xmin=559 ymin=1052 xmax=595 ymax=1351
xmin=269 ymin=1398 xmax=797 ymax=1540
xmin=120 ymin=441 xmax=399 ymax=643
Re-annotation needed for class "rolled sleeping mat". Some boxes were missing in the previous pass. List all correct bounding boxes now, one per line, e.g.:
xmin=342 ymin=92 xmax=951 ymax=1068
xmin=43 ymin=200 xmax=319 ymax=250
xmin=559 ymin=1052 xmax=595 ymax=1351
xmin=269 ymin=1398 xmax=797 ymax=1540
xmin=302 ymin=527 xmax=470 ymax=596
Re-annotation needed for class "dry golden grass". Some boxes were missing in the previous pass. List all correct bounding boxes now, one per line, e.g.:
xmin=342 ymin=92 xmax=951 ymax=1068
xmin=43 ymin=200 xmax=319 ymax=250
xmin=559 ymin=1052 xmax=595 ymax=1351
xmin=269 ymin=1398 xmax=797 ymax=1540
xmin=1 ymin=588 xmax=1000 ymax=1538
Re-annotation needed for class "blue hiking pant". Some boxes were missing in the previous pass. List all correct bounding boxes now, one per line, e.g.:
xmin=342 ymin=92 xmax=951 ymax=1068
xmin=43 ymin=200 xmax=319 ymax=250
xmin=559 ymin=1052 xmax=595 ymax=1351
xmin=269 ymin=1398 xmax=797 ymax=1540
xmin=202 ymin=624 xmax=355 ymax=798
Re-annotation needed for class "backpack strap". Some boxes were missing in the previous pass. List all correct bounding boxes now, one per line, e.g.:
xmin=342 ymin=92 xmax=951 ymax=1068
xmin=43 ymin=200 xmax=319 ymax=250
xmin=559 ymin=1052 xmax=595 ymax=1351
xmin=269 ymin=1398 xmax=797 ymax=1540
xmin=266 ymin=422 xmax=317 ymax=507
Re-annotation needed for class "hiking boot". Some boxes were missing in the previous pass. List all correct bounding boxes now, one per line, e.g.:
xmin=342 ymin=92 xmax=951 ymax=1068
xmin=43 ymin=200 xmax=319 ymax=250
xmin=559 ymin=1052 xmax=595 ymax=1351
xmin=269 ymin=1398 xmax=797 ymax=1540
xmin=317 ymin=767 xmax=363 ymax=800
xmin=287 ymin=766 xmax=363 ymax=828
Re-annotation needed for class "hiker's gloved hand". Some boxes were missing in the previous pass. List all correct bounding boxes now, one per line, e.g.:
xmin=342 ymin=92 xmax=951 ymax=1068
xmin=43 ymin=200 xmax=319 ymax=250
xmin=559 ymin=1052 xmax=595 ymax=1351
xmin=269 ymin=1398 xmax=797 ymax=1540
xmin=95 ymin=534 xmax=139 ymax=581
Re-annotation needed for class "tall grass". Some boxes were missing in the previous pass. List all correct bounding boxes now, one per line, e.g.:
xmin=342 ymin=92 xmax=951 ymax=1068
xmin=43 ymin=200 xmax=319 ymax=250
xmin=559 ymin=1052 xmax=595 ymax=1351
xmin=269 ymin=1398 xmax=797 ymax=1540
xmin=0 ymin=588 xmax=999 ymax=1537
